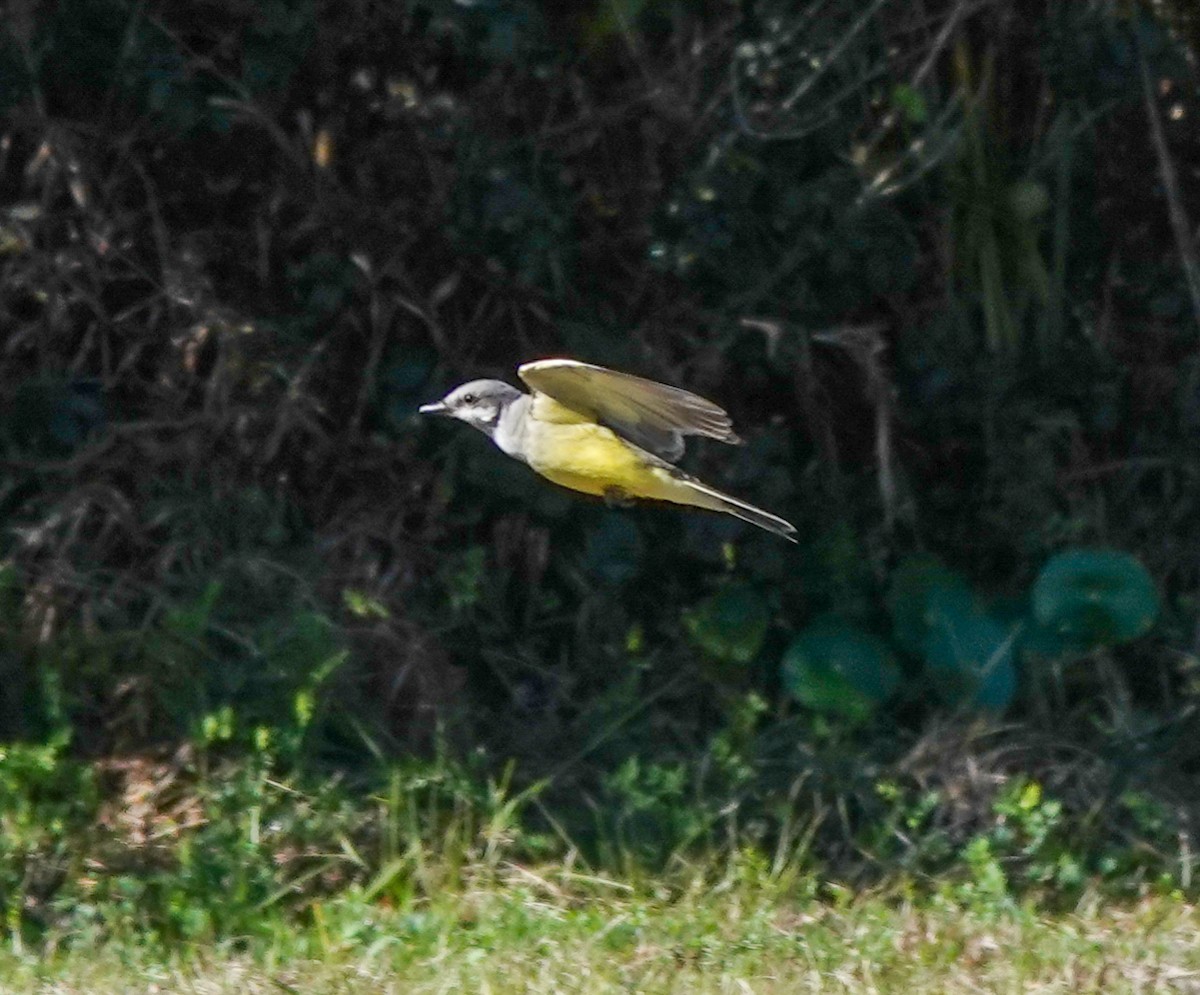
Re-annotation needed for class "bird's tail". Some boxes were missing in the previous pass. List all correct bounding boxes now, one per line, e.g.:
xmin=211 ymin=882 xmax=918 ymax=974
xmin=673 ymin=477 xmax=798 ymax=543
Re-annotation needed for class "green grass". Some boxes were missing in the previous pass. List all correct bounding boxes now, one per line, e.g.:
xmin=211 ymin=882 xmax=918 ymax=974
xmin=6 ymin=731 xmax=1197 ymax=993
xmin=4 ymin=861 xmax=1199 ymax=994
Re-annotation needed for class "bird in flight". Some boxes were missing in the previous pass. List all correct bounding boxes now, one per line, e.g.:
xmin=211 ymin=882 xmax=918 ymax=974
xmin=419 ymin=359 xmax=797 ymax=541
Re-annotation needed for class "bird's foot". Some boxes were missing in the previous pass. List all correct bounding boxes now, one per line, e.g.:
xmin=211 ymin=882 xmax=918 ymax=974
xmin=603 ymin=486 xmax=635 ymax=508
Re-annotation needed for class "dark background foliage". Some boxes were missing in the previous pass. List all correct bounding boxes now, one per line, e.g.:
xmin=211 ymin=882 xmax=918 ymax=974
xmin=3 ymin=0 xmax=1200 ymax=939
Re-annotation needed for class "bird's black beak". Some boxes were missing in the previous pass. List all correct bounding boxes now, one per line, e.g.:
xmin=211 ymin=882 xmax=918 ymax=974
xmin=418 ymin=401 xmax=449 ymax=416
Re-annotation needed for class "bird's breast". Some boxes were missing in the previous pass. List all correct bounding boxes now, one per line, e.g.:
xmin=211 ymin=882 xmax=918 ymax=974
xmin=523 ymin=419 xmax=659 ymax=498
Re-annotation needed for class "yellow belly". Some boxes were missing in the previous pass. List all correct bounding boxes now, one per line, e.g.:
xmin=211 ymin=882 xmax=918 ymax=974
xmin=523 ymin=419 xmax=678 ymax=500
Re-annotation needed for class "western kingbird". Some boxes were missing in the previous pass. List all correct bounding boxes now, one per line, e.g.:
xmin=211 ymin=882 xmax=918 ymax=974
xmin=419 ymin=359 xmax=797 ymax=541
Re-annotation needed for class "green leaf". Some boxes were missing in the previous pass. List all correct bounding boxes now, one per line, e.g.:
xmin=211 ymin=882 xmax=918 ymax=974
xmin=923 ymin=588 xmax=1018 ymax=711
xmin=684 ymin=585 xmax=769 ymax=665
xmin=162 ymin=581 xmax=222 ymax=640
xmin=1031 ymin=549 xmax=1159 ymax=647
xmin=891 ymin=83 xmax=928 ymax=124
xmin=343 ymin=589 xmax=390 ymax=619
xmin=781 ymin=617 xmax=899 ymax=721
xmin=886 ymin=555 xmax=970 ymax=657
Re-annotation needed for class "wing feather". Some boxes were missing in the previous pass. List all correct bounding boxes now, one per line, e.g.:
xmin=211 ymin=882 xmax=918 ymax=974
xmin=518 ymin=359 xmax=740 ymax=463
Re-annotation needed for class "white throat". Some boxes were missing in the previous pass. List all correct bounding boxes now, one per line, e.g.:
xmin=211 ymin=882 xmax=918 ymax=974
xmin=491 ymin=394 xmax=531 ymax=460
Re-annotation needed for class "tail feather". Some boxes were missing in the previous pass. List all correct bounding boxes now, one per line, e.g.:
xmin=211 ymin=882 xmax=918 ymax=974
xmin=677 ymin=478 xmax=798 ymax=543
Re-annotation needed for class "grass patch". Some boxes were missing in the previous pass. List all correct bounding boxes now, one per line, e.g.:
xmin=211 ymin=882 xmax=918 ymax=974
xmin=2 ymin=724 xmax=1196 ymax=991
xmin=3 ymin=866 xmax=1199 ymax=994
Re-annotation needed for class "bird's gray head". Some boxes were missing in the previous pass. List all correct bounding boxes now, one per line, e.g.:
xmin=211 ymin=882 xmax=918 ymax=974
xmin=418 ymin=379 xmax=523 ymax=437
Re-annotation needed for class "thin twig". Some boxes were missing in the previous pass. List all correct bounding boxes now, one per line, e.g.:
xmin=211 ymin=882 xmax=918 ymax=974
xmin=812 ymin=323 xmax=895 ymax=530
xmin=779 ymin=0 xmax=891 ymax=113
xmin=1138 ymin=44 xmax=1200 ymax=331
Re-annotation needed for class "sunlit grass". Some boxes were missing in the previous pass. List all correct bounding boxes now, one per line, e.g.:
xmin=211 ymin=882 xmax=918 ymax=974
xmin=6 ymin=859 xmax=1199 ymax=994
xmin=5 ymin=730 xmax=1197 ymax=994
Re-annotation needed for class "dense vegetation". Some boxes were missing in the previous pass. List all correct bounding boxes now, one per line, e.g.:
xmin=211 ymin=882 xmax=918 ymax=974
xmin=2 ymin=0 xmax=1200 ymax=962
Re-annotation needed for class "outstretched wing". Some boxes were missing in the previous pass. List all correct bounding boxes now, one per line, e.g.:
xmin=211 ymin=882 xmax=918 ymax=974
xmin=518 ymin=358 xmax=740 ymax=463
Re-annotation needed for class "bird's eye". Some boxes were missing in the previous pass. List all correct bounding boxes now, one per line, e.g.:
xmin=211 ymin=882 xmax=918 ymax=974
xmin=462 ymin=393 xmax=477 ymax=405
